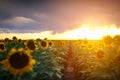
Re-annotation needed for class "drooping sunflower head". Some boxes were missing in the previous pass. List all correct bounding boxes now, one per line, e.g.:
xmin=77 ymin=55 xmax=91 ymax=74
xmin=40 ymin=40 xmax=48 ymax=49
xmin=3 ymin=48 xmax=36 ymax=75
xmin=103 ymin=35 xmax=113 ymax=47
xmin=95 ymin=50 xmax=105 ymax=60
xmin=26 ymin=40 xmax=37 ymax=51
xmin=0 ymin=42 xmax=6 ymax=52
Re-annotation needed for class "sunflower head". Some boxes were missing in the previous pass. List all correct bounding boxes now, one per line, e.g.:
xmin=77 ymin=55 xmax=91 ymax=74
xmin=2 ymin=48 xmax=36 ymax=75
xmin=40 ymin=40 xmax=48 ymax=49
xmin=18 ymin=39 xmax=22 ymax=43
xmin=26 ymin=40 xmax=37 ymax=51
xmin=95 ymin=50 xmax=105 ymax=60
xmin=48 ymin=41 xmax=54 ymax=47
xmin=59 ymin=41 xmax=65 ymax=47
xmin=4 ymin=38 xmax=9 ymax=42
xmin=87 ymin=44 xmax=93 ymax=50
xmin=12 ymin=36 xmax=17 ymax=41
xmin=103 ymin=35 xmax=113 ymax=47
xmin=113 ymin=35 xmax=120 ymax=45
xmin=0 ymin=42 xmax=6 ymax=52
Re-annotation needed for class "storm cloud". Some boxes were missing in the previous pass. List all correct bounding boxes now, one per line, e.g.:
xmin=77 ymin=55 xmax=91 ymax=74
xmin=0 ymin=0 xmax=120 ymax=33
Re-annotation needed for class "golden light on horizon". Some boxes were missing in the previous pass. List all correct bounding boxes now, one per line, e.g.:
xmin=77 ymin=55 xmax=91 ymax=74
xmin=63 ymin=24 xmax=120 ymax=40
xmin=0 ymin=24 xmax=119 ymax=40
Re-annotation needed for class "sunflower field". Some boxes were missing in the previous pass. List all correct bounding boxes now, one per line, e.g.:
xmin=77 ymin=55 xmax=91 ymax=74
xmin=0 ymin=35 xmax=120 ymax=80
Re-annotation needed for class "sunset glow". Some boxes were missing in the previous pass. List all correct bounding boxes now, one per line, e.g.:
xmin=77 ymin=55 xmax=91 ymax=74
xmin=1 ymin=1 xmax=120 ymax=80
xmin=63 ymin=24 xmax=120 ymax=39
xmin=0 ymin=24 xmax=119 ymax=40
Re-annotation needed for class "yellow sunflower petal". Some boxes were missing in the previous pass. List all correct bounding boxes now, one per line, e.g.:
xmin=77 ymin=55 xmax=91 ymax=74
xmin=2 ymin=48 xmax=36 ymax=76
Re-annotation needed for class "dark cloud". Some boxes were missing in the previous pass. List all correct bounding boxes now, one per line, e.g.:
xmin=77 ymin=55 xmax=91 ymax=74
xmin=0 ymin=11 xmax=13 ymax=21
xmin=0 ymin=0 xmax=53 ymax=20
xmin=0 ymin=0 xmax=120 ymax=33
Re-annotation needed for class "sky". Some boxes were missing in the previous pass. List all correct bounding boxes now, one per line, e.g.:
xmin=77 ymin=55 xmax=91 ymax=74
xmin=0 ymin=0 xmax=120 ymax=39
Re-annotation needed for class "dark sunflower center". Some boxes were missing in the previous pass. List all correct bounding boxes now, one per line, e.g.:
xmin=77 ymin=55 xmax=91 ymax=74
xmin=9 ymin=52 xmax=29 ymax=69
xmin=49 ymin=42 xmax=52 ymax=46
xmin=13 ymin=36 xmax=17 ymax=40
xmin=18 ymin=39 xmax=21 ymax=42
xmin=27 ymin=40 xmax=36 ymax=50
xmin=60 ymin=43 xmax=62 ymax=46
xmin=97 ymin=51 xmax=104 ymax=58
xmin=41 ymin=41 xmax=47 ymax=47
xmin=0 ymin=44 xmax=5 ymax=50
xmin=60 ymin=42 xmax=64 ymax=46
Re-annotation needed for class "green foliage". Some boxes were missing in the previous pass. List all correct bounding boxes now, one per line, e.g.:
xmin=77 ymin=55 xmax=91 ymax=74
xmin=0 ymin=39 xmax=68 ymax=80
xmin=0 ymin=35 xmax=120 ymax=80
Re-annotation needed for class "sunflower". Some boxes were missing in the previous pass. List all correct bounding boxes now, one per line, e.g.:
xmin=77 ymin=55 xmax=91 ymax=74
xmin=4 ymin=38 xmax=9 ymax=43
xmin=18 ymin=39 xmax=22 ymax=43
xmin=25 ymin=40 xmax=37 ymax=51
xmin=95 ymin=50 xmax=105 ymax=60
xmin=48 ymin=41 xmax=54 ymax=47
xmin=39 ymin=40 xmax=48 ymax=49
xmin=103 ymin=35 xmax=113 ymax=47
xmin=2 ymin=48 xmax=36 ymax=75
xmin=59 ymin=41 xmax=66 ymax=47
xmin=113 ymin=35 xmax=120 ymax=45
xmin=87 ymin=44 xmax=93 ymax=50
xmin=12 ymin=36 xmax=17 ymax=41
xmin=0 ymin=42 xmax=6 ymax=52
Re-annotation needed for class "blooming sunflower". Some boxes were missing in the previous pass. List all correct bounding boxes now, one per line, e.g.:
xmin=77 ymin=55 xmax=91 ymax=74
xmin=12 ymin=36 xmax=17 ymax=41
xmin=48 ymin=41 xmax=54 ymax=47
xmin=87 ymin=44 xmax=93 ymax=50
xmin=25 ymin=40 xmax=37 ymax=51
xmin=2 ymin=48 xmax=36 ymax=75
xmin=103 ymin=35 xmax=113 ymax=47
xmin=39 ymin=40 xmax=48 ymax=49
xmin=18 ymin=39 xmax=22 ymax=43
xmin=59 ymin=41 xmax=66 ymax=47
xmin=4 ymin=38 xmax=9 ymax=43
xmin=95 ymin=50 xmax=105 ymax=60
xmin=113 ymin=35 xmax=120 ymax=45
xmin=0 ymin=42 xmax=6 ymax=52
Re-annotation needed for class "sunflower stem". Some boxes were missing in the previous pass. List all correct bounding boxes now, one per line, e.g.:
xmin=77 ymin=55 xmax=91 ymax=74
xmin=14 ymin=75 xmax=17 ymax=80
